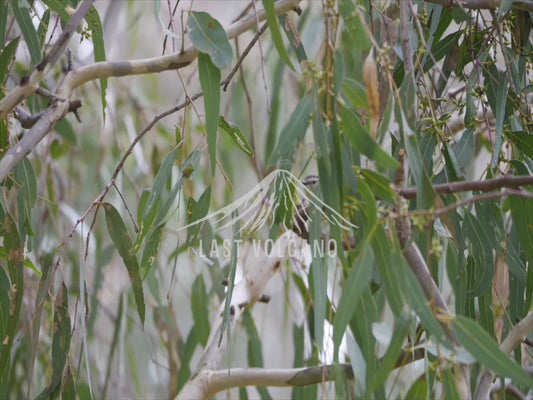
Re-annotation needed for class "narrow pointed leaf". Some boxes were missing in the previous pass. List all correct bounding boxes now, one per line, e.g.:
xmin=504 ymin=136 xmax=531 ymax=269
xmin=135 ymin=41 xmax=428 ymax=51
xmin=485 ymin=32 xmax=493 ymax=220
xmin=10 ymin=0 xmax=41 ymax=65
xmin=85 ymin=6 xmax=107 ymax=119
xmin=269 ymin=93 xmax=313 ymax=166
xmin=506 ymin=131 xmax=533 ymax=159
xmin=369 ymin=310 xmax=410 ymax=393
xmin=103 ymin=203 xmax=145 ymax=325
xmin=36 ymin=283 xmax=71 ymax=399
xmin=198 ymin=53 xmax=221 ymax=175
xmin=454 ymin=315 xmax=533 ymax=387
xmin=342 ymin=106 xmax=399 ymax=170
xmin=191 ymin=274 xmax=210 ymax=346
xmin=262 ymin=0 xmax=294 ymax=69
xmin=0 ymin=37 xmax=20 ymax=86
xmin=333 ymin=243 xmax=374 ymax=348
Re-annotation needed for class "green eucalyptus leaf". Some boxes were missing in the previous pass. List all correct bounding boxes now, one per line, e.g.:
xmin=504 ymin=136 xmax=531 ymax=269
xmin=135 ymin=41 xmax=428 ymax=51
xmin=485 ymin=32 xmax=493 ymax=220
xmin=10 ymin=0 xmax=41 ymax=65
xmin=342 ymin=106 xmax=399 ymax=170
xmin=188 ymin=11 xmax=232 ymax=69
xmin=262 ymin=0 xmax=294 ymax=70
xmin=454 ymin=315 xmax=533 ymax=387
xmin=0 ymin=37 xmax=20 ymax=87
xmin=219 ymin=116 xmax=254 ymax=157
xmin=333 ymin=242 xmax=374 ymax=349
xmin=198 ymin=53 xmax=221 ymax=175
xmin=269 ymin=93 xmax=313 ymax=166
xmin=191 ymin=274 xmax=210 ymax=346
xmin=103 ymin=203 xmax=145 ymax=325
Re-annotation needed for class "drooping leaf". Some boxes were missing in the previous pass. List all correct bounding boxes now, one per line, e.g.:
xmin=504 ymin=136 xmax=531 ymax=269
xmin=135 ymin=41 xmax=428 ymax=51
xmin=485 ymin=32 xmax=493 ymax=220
xmin=310 ymin=206 xmax=327 ymax=349
xmin=510 ymin=195 xmax=533 ymax=310
xmin=10 ymin=0 xmax=41 ymax=65
xmin=0 ymin=213 xmax=24 ymax=396
xmin=140 ymin=224 xmax=164 ymax=279
xmin=191 ymin=274 xmax=210 ymax=346
xmin=0 ymin=267 xmax=10 ymax=344
xmin=358 ymin=169 xmax=396 ymax=204
xmin=506 ymin=131 xmax=533 ymax=159
xmin=134 ymin=146 xmax=179 ymax=252
xmin=269 ymin=93 xmax=313 ymax=166
xmin=36 ymin=283 xmax=71 ymax=400
xmin=0 ymin=37 xmax=20 ymax=88
xmin=342 ymin=106 xmax=399 ymax=170
xmin=219 ymin=116 xmax=254 ymax=157
xmin=333 ymin=242 xmax=374 ymax=349
xmin=372 ymin=226 xmax=404 ymax=316
xmin=498 ymin=0 xmax=515 ymax=19
xmin=42 ymin=0 xmax=73 ymax=24
xmin=85 ymin=6 xmax=107 ymax=119
xmin=14 ymin=157 xmax=37 ymax=209
xmin=186 ymin=186 xmax=211 ymax=243
xmin=278 ymin=13 xmax=307 ymax=64
xmin=61 ymin=364 xmax=76 ymax=400
xmin=198 ymin=53 xmax=221 ymax=175
xmin=0 ymin=2 xmax=7 ymax=51
xmin=369 ymin=310 xmax=410 ymax=394
xmin=463 ymin=211 xmax=494 ymax=296
xmin=397 ymin=108 xmax=436 ymax=209
xmin=157 ymin=149 xmax=200 ymax=225
xmin=357 ymin=180 xmax=377 ymax=230
xmin=243 ymin=311 xmax=271 ymax=399
xmin=343 ymin=78 xmax=369 ymax=110
xmin=188 ymin=11 xmax=232 ymax=69
xmin=103 ymin=203 xmax=145 ymax=325
xmin=491 ymin=73 xmax=509 ymax=168
xmin=454 ymin=315 xmax=533 ymax=387
xmin=349 ymin=289 xmax=381 ymax=395
xmin=262 ymin=0 xmax=294 ymax=70
xmin=339 ymin=1 xmax=370 ymax=51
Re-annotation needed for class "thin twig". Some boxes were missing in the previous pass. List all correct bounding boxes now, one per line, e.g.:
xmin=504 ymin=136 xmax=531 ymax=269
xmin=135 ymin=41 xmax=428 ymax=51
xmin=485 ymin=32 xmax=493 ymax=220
xmin=222 ymin=22 xmax=268 ymax=91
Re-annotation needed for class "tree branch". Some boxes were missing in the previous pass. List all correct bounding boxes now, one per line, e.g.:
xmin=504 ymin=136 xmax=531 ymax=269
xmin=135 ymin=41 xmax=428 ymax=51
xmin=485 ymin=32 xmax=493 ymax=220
xmin=396 ymin=175 xmax=533 ymax=199
xmin=406 ymin=189 xmax=533 ymax=218
xmin=424 ymin=0 xmax=533 ymax=11
xmin=0 ymin=0 xmax=302 ymax=184
xmin=190 ymin=363 xmax=354 ymax=399
xmin=0 ymin=0 xmax=95 ymax=119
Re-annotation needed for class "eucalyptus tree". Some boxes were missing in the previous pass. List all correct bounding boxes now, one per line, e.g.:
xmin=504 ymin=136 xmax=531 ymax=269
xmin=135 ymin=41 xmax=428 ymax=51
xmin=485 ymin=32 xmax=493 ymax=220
xmin=1 ymin=0 xmax=533 ymax=398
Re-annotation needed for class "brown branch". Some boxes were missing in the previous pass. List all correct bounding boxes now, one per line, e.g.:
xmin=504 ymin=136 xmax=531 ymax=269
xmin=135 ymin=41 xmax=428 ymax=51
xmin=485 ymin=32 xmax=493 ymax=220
xmin=406 ymin=189 xmax=533 ymax=218
xmin=424 ymin=0 xmax=533 ymax=11
xmin=396 ymin=175 xmax=533 ymax=199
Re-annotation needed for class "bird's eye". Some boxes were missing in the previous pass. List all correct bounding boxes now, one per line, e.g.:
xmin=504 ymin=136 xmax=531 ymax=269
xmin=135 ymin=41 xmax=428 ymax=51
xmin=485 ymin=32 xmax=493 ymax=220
xmin=302 ymin=175 xmax=319 ymax=188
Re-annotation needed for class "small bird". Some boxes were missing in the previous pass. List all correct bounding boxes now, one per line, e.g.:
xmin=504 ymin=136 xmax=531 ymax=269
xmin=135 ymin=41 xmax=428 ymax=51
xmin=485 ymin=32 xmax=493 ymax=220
xmin=301 ymin=174 xmax=319 ymax=189
xmin=292 ymin=174 xmax=320 ymax=240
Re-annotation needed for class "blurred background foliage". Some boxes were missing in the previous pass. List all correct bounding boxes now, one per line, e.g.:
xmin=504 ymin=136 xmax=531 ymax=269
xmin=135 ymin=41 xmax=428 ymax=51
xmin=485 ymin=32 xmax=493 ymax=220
xmin=1 ymin=0 xmax=533 ymax=398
